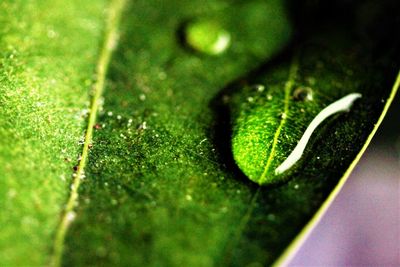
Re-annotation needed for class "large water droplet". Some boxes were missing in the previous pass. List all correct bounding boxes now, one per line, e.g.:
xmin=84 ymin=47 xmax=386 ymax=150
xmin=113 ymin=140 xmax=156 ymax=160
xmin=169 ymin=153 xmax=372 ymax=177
xmin=184 ymin=19 xmax=231 ymax=55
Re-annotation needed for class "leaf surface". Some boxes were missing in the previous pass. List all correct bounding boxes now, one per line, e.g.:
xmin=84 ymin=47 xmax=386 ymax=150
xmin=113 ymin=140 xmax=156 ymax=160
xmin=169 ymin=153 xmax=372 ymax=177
xmin=0 ymin=1 xmax=107 ymax=265
xmin=0 ymin=0 xmax=399 ymax=266
xmin=62 ymin=0 xmax=398 ymax=266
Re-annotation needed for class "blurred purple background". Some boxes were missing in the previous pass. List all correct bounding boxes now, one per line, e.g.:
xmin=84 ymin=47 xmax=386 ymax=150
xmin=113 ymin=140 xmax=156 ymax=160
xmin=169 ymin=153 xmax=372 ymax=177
xmin=289 ymin=92 xmax=400 ymax=266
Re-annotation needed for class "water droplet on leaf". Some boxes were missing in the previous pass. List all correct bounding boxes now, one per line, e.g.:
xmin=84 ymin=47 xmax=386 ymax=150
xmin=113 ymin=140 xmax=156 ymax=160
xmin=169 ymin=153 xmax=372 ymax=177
xmin=252 ymin=84 xmax=265 ymax=92
xmin=184 ymin=19 xmax=231 ymax=55
xmin=232 ymin=82 xmax=361 ymax=184
xmin=293 ymin=87 xmax=313 ymax=101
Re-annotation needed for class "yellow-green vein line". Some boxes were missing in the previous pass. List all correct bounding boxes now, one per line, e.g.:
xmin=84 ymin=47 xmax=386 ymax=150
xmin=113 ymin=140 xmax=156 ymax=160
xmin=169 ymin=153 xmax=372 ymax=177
xmin=223 ymin=55 xmax=300 ymax=264
xmin=272 ymin=70 xmax=400 ymax=267
xmin=48 ymin=0 xmax=126 ymax=266
xmin=258 ymin=56 xmax=299 ymax=184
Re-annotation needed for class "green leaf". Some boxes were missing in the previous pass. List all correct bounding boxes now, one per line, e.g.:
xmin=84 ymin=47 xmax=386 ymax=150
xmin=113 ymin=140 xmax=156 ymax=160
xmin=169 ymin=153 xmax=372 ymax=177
xmin=62 ymin=1 xmax=397 ymax=267
xmin=0 ymin=1 xmax=107 ymax=266
xmin=61 ymin=1 xmax=293 ymax=266
xmin=1 ymin=0 xmax=399 ymax=267
xmin=230 ymin=0 xmax=400 ymax=188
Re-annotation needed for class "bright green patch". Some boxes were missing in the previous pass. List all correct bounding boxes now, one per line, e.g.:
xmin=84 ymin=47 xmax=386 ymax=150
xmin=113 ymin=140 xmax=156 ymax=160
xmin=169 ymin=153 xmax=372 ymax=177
xmin=0 ymin=1 xmax=106 ymax=266
xmin=184 ymin=19 xmax=231 ymax=55
xmin=63 ymin=1 xmax=397 ymax=267
xmin=0 ymin=0 xmax=398 ymax=266
xmin=230 ymin=48 xmax=369 ymax=185
xmin=63 ymin=0 xmax=292 ymax=266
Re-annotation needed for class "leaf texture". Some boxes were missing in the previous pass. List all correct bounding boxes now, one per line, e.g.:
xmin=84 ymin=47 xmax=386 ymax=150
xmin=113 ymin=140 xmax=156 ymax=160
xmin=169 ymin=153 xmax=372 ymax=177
xmin=0 ymin=0 xmax=399 ymax=266
xmin=0 ymin=1 xmax=107 ymax=265
xmin=63 ymin=0 xmax=398 ymax=266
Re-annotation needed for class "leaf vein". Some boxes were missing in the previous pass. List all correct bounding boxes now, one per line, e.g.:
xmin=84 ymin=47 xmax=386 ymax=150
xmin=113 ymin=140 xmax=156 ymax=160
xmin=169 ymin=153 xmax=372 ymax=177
xmin=258 ymin=55 xmax=299 ymax=183
xmin=48 ymin=1 xmax=127 ymax=266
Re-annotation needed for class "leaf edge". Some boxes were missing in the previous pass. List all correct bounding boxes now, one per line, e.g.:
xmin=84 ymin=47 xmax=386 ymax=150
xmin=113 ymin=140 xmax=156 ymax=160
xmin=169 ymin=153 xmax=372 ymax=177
xmin=272 ymin=70 xmax=400 ymax=267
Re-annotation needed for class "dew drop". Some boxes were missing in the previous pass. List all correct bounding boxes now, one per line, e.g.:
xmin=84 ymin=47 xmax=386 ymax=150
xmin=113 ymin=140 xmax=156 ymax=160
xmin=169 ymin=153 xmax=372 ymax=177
xmin=293 ymin=87 xmax=313 ymax=102
xmin=184 ymin=19 xmax=231 ymax=55
xmin=66 ymin=211 xmax=76 ymax=223
xmin=47 ymin=29 xmax=58 ymax=39
xmin=139 ymin=94 xmax=146 ymax=101
xmin=158 ymin=71 xmax=167 ymax=80
xmin=252 ymin=84 xmax=265 ymax=92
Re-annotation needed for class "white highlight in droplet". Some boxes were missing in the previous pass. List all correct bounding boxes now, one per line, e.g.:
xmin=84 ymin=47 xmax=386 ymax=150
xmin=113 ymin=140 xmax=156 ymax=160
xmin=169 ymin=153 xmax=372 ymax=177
xmin=211 ymin=32 xmax=231 ymax=54
xmin=275 ymin=93 xmax=362 ymax=175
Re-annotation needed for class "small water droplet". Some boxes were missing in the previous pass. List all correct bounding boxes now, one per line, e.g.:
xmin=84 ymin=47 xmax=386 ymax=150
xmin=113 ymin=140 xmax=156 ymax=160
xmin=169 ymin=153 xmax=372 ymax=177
xmin=293 ymin=87 xmax=313 ymax=102
xmin=66 ymin=211 xmax=76 ymax=223
xmin=158 ymin=71 xmax=167 ymax=80
xmin=184 ymin=19 xmax=231 ymax=55
xmin=47 ymin=29 xmax=58 ymax=39
xmin=138 ymin=121 xmax=147 ymax=130
xmin=251 ymin=84 xmax=265 ymax=92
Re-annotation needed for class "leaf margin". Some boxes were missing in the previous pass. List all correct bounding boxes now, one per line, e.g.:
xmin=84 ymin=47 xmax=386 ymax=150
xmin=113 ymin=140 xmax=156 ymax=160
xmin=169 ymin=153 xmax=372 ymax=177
xmin=273 ymin=71 xmax=400 ymax=267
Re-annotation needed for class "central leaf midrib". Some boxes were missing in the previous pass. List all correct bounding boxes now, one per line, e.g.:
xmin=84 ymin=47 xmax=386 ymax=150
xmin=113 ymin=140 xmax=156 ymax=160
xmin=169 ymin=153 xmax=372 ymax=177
xmin=258 ymin=56 xmax=299 ymax=184
xmin=48 ymin=1 xmax=127 ymax=266
xmin=223 ymin=55 xmax=300 ymax=265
